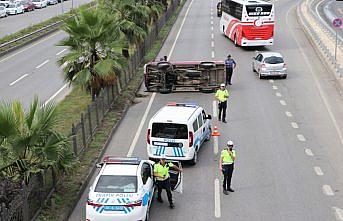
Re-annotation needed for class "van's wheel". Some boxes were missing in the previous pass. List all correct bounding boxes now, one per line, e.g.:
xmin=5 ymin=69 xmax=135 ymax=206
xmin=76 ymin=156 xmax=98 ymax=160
xmin=281 ymin=75 xmax=287 ymax=79
xmin=157 ymin=62 xmax=172 ymax=71
xmin=259 ymin=73 xmax=264 ymax=79
xmin=189 ymin=150 xmax=197 ymax=165
xmin=159 ymin=87 xmax=172 ymax=94
xmin=252 ymin=64 xmax=256 ymax=72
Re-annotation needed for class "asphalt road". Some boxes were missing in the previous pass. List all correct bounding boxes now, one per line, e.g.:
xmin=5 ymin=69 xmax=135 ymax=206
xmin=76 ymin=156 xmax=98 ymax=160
xmin=0 ymin=0 xmax=92 ymax=38
xmin=0 ymin=30 xmax=70 ymax=107
xmin=68 ymin=0 xmax=343 ymax=220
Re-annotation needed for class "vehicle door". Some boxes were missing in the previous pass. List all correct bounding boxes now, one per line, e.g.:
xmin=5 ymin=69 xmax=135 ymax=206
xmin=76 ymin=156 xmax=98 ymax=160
xmin=202 ymin=110 xmax=211 ymax=140
xmin=141 ymin=162 xmax=154 ymax=207
xmin=167 ymin=160 xmax=183 ymax=193
xmin=192 ymin=117 xmax=201 ymax=150
xmin=255 ymin=54 xmax=263 ymax=72
xmin=197 ymin=113 xmax=205 ymax=144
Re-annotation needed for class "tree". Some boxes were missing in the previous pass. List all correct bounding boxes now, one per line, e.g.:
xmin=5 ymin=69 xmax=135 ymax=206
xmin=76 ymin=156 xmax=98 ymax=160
xmin=58 ymin=9 xmax=124 ymax=99
xmin=0 ymin=98 xmax=74 ymax=184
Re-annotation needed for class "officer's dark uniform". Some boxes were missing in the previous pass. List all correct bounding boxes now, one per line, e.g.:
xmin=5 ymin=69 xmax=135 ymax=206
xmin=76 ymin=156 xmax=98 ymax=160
xmin=225 ymin=57 xmax=236 ymax=85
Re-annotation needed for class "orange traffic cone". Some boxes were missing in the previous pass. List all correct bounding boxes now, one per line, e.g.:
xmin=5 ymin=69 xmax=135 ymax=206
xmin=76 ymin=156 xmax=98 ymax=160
xmin=211 ymin=125 xmax=220 ymax=136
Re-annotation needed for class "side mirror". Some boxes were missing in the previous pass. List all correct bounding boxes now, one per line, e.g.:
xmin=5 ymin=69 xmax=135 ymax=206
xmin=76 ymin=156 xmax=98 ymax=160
xmin=206 ymin=114 xmax=212 ymax=120
xmin=252 ymin=57 xmax=256 ymax=60
xmin=96 ymin=163 xmax=104 ymax=168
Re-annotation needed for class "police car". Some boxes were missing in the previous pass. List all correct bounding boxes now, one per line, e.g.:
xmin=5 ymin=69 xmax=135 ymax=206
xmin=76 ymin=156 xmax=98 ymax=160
xmin=86 ymin=157 xmax=155 ymax=221
xmin=147 ymin=102 xmax=212 ymax=165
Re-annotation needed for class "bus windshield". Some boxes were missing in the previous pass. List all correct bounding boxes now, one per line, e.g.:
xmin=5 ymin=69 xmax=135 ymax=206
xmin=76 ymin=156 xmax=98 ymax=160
xmin=246 ymin=4 xmax=273 ymax=17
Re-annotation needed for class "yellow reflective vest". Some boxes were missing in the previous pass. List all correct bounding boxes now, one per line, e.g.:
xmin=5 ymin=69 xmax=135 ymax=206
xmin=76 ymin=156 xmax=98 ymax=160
xmin=221 ymin=149 xmax=236 ymax=164
xmin=154 ymin=162 xmax=174 ymax=181
xmin=215 ymin=89 xmax=229 ymax=102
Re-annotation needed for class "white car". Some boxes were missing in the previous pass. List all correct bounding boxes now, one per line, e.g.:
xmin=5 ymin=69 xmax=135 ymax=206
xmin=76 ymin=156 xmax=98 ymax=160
xmin=47 ymin=0 xmax=57 ymax=5
xmin=32 ymin=0 xmax=46 ymax=8
xmin=86 ymin=157 xmax=156 ymax=221
xmin=0 ymin=5 xmax=7 ymax=17
xmin=5 ymin=2 xmax=24 ymax=14
xmin=252 ymin=52 xmax=287 ymax=79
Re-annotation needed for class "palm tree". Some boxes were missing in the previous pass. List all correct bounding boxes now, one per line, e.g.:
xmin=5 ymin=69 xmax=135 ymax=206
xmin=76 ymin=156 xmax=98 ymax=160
xmin=0 ymin=98 xmax=74 ymax=184
xmin=58 ymin=9 xmax=124 ymax=99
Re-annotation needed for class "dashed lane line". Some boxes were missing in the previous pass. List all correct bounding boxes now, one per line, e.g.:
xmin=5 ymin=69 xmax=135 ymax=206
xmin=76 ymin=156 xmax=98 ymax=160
xmin=9 ymin=74 xmax=29 ymax=86
xmin=276 ymin=92 xmax=282 ymax=97
xmin=211 ymin=21 xmax=214 ymax=25
xmin=314 ymin=166 xmax=324 ymax=176
xmin=211 ymin=41 xmax=214 ymax=47
xmin=272 ymin=85 xmax=278 ymax=90
xmin=211 ymin=26 xmax=214 ymax=31
xmin=269 ymin=79 xmax=274 ymax=83
xmin=323 ymin=185 xmax=334 ymax=196
xmin=212 ymin=51 xmax=215 ymax=58
xmin=56 ymin=48 xmax=67 ymax=56
xmin=285 ymin=111 xmax=293 ymax=117
xmin=305 ymin=148 xmax=314 ymax=156
xmin=333 ymin=207 xmax=343 ymax=221
xmin=297 ymin=134 xmax=306 ymax=142
xmin=36 ymin=59 xmax=49 ymax=69
xmin=291 ymin=122 xmax=299 ymax=129
xmin=280 ymin=100 xmax=287 ymax=105
xmin=211 ymin=33 xmax=214 ymax=39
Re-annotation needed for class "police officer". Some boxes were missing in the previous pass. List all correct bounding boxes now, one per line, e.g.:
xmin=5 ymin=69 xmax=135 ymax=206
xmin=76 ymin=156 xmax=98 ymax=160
xmin=154 ymin=156 xmax=182 ymax=209
xmin=225 ymin=55 xmax=237 ymax=85
xmin=219 ymin=140 xmax=236 ymax=195
xmin=215 ymin=83 xmax=229 ymax=123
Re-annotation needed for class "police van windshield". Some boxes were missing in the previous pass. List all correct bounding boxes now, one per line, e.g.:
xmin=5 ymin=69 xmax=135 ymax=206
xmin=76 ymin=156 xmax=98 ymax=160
xmin=152 ymin=123 xmax=188 ymax=139
xmin=245 ymin=4 xmax=272 ymax=17
xmin=264 ymin=56 xmax=284 ymax=64
xmin=95 ymin=175 xmax=137 ymax=193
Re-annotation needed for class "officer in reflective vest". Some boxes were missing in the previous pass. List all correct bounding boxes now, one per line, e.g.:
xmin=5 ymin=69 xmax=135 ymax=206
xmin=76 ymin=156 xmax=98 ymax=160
xmin=215 ymin=83 xmax=229 ymax=123
xmin=154 ymin=156 xmax=182 ymax=208
xmin=219 ymin=140 xmax=236 ymax=195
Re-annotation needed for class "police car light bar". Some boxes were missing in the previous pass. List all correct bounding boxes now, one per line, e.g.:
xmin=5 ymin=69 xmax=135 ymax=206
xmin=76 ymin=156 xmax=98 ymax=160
xmin=166 ymin=102 xmax=198 ymax=108
xmin=103 ymin=156 xmax=141 ymax=164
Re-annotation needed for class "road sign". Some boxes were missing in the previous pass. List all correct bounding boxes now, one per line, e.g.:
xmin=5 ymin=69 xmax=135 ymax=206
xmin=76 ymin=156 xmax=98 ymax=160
xmin=332 ymin=18 xmax=342 ymax=28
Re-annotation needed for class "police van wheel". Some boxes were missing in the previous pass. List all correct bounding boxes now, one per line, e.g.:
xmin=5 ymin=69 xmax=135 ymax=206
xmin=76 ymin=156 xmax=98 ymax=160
xmin=189 ymin=151 xmax=198 ymax=165
xmin=159 ymin=87 xmax=172 ymax=94
xmin=259 ymin=73 xmax=264 ymax=79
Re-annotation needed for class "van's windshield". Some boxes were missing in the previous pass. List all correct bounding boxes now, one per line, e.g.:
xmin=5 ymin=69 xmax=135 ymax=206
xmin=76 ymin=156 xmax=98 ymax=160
xmin=152 ymin=123 xmax=188 ymax=139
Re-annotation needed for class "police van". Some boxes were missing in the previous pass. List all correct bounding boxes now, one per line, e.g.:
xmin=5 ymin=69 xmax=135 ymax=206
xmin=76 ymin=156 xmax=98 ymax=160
xmin=146 ymin=103 xmax=212 ymax=165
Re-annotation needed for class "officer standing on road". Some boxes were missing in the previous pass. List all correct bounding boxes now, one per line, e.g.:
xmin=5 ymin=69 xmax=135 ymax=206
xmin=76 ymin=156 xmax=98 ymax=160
xmin=215 ymin=83 xmax=229 ymax=123
xmin=219 ymin=140 xmax=236 ymax=195
xmin=225 ymin=54 xmax=237 ymax=85
xmin=154 ymin=156 xmax=182 ymax=209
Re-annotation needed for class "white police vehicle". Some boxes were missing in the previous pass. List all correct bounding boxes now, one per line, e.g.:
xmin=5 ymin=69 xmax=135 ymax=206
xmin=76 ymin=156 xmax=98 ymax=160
xmin=86 ymin=157 xmax=155 ymax=221
xmin=147 ymin=102 xmax=212 ymax=165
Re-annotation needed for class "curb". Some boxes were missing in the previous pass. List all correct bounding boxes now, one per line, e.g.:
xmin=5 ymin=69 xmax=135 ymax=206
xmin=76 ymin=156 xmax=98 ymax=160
xmin=296 ymin=1 xmax=343 ymax=93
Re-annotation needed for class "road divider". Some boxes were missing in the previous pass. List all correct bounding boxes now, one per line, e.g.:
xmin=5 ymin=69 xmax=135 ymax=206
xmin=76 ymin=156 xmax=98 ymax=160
xmin=214 ymin=178 xmax=221 ymax=218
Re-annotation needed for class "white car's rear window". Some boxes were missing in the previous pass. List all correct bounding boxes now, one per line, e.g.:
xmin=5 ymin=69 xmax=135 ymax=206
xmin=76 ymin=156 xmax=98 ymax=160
xmin=152 ymin=123 xmax=188 ymax=139
xmin=95 ymin=175 xmax=137 ymax=193
xmin=264 ymin=56 xmax=284 ymax=64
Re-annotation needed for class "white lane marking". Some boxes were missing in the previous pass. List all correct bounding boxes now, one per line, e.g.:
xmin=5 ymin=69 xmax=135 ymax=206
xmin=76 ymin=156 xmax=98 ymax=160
xmin=272 ymin=85 xmax=278 ymax=90
xmin=211 ymin=26 xmax=214 ymax=31
xmin=285 ymin=111 xmax=293 ymax=117
xmin=211 ymin=11 xmax=213 ymax=15
xmin=211 ymin=20 xmax=214 ymax=25
xmin=211 ymin=33 xmax=214 ymax=39
xmin=0 ymin=31 xmax=62 ymax=63
xmin=287 ymin=5 xmax=343 ymax=146
xmin=276 ymin=92 xmax=282 ymax=97
xmin=127 ymin=92 xmax=156 ymax=157
xmin=211 ymin=16 xmax=213 ymax=20
xmin=213 ymin=100 xmax=217 ymax=117
xmin=305 ymin=148 xmax=314 ymax=156
xmin=269 ymin=79 xmax=274 ymax=83
xmin=323 ymin=185 xmax=334 ymax=196
xmin=314 ymin=166 xmax=324 ymax=176
xmin=291 ymin=122 xmax=299 ymax=129
xmin=36 ymin=59 xmax=49 ymax=69
xmin=56 ymin=48 xmax=67 ymax=56
xmin=212 ymin=51 xmax=215 ymax=58
xmin=297 ymin=134 xmax=306 ymax=142
xmin=214 ymin=179 xmax=221 ymax=218
xmin=42 ymin=83 xmax=69 ymax=107
xmin=280 ymin=100 xmax=287 ymax=105
xmin=214 ymin=136 xmax=218 ymax=155
xmin=211 ymin=41 xmax=214 ymax=47
xmin=333 ymin=207 xmax=343 ymax=221
xmin=168 ymin=0 xmax=194 ymax=58
xmin=9 ymin=74 xmax=29 ymax=86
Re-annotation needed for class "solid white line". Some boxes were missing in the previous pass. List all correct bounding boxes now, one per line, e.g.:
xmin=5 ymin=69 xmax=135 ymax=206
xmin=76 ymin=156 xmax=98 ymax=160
xmin=127 ymin=93 xmax=156 ymax=157
xmin=211 ymin=41 xmax=214 ymax=47
xmin=9 ymin=74 xmax=29 ymax=86
xmin=168 ymin=0 xmax=194 ymax=59
xmin=297 ymin=134 xmax=306 ymax=142
xmin=280 ymin=100 xmax=287 ymax=105
xmin=323 ymin=185 xmax=334 ymax=196
xmin=211 ymin=33 xmax=214 ymax=39
xmin=305 ymin=148 xmax=314 ymax=156
xmin=0 ymin=31 xmax=62 ymax=63
xmin=287 ymin=5 xmax=343 ymax=146
xmin=291 ymin=122 xmax=299 ymax=129
xmin=214 ymin=136 xmax=218 ymax=155
xmin=314 ymin=166 xmax=324 ymax=176
xmin=42 ymin=83 xmax=69 ymax=107
xmin=333 ymin=207 xmax=343 ymax=220
xmin=56 ymin=48 xmax=67 ymax=56
xmin=276 ymin=92 xmax=282 ymax=97
xmin=213 ymin=100 xmax=217 ymax=117
xmin=214 ymin=179 xmax=221 ymax=218
xmin=272 ymin=85 xmax=278 ymax=90
xmin=285 ymin=111 xmax=293 ymax=117
xmin=36 ymin=59 xmax=49 ymax=69
xmin=269 ymin=79 xmax=274 ymax=83
xmin=212 ymin=51 xmax=215 ymax=58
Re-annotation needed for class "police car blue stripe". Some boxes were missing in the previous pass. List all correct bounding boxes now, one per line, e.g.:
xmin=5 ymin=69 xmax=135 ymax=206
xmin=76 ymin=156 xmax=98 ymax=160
xmin=172 ymin=147 xmax=177 ymax=156
xmin=104 ymin=198 xmax=109 ymax=203
xmin=176 ymin=147 xmax=181 ymax=157
xmin=180 ymin=148 xmax=184 ymax=157
xmin=162 ymin=146 xmax=166 ymax=155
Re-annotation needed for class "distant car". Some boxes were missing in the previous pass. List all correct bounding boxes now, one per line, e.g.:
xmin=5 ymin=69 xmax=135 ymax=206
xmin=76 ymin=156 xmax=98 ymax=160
xmin=0 ymin=5 xmax=7 ymax=17
xmin=0 ymin=0 xmax=10 ymax=7
xmin=47 ymin=0 xmax=57 ymax=5
xmin=5 ymin=2 xmax=24 ymax=14
xmin=32 ymin=0 xmax=46 ymax=8
xmin=86 ymin=157 xmax=156 ymax=221
xmin=21 ymin=0 xmax=34 ymax=11
xmin=252 ymin=52 xmax=287 ymax=79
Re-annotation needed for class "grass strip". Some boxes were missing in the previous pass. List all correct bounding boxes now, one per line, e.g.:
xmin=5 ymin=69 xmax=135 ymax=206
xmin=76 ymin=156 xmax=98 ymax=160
xmin=36 ymin=0 xmax=185 ymax=220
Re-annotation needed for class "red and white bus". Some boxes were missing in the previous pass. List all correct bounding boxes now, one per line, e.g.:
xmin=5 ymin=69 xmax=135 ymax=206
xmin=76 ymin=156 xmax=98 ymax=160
xmin=218 ymin=0 xmax=274 ymax=46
